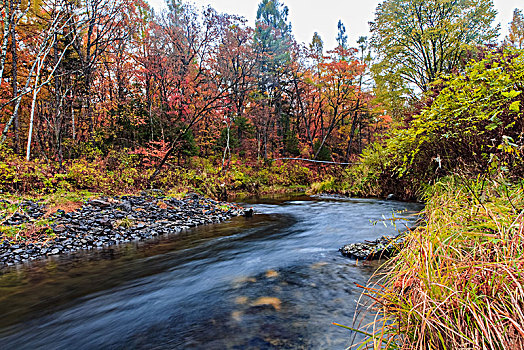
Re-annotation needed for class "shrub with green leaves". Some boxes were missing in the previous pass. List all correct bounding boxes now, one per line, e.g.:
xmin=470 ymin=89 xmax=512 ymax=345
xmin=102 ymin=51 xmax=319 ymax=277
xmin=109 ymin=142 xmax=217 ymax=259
xmin=344 ymin=48 xmax=524 ymax=199
xmin=393 ymin=47 xmax=524 ymax=180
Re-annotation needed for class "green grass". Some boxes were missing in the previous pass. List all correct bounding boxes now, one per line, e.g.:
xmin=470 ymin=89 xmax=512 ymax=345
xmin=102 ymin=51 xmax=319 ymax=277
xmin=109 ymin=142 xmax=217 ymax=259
xmin=115 ymin=217 xmax=135 ymax=229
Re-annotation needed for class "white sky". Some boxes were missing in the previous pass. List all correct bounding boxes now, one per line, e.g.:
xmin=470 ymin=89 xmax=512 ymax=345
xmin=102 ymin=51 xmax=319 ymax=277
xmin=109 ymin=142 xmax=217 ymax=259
xmin=148 ymin=0 xmax=522 ymax=50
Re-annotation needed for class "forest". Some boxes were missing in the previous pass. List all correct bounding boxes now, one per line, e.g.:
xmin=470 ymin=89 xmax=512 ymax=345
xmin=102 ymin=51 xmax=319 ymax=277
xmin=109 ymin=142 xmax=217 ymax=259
xmin=0 ymin=0 xmax=386 ymax=197
xmin=2 ymin=0 xmax=524 ymax=348
xmin=1 ymin=0 xmax=521 ymax=198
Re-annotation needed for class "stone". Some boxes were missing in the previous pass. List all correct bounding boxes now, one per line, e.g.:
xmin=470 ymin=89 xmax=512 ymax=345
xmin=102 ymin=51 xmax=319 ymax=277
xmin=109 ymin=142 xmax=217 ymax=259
xmin=340 ymin=235 xmax=399 ymax=260
xmin=386 ymin=194 xmax=398 ymax=201
xmin=54 ymin=226 xmax=67 ymax=234
xmin=185 ymin=192 xmax=200 ymax=200
xmin=0 ymin=193 xmax=244 ymax=269
xmin=90 ymin=199 xmax=111 ymax=208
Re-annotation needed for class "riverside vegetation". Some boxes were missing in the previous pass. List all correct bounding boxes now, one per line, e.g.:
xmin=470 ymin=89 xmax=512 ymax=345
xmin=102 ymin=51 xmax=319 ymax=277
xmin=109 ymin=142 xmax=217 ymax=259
xmin=1 ymin=0 xmax=524 ymax=349
xmin=344 ymin=47 xmax=524 ymax=349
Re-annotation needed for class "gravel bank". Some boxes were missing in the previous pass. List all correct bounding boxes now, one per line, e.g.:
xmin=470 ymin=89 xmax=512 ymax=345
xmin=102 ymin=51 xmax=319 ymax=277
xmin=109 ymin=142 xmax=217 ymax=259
xmin=0 ymin=192 xmax=245 ymax=268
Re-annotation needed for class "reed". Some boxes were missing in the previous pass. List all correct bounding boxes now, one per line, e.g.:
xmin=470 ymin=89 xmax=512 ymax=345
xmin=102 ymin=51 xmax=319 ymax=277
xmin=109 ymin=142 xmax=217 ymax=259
xmin=356 ymin=175 xmax=524 ymax=349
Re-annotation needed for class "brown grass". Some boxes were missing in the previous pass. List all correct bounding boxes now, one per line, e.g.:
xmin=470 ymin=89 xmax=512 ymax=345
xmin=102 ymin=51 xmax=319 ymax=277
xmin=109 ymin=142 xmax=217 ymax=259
xmin=353 ymin=176 xmax=524 ymax=349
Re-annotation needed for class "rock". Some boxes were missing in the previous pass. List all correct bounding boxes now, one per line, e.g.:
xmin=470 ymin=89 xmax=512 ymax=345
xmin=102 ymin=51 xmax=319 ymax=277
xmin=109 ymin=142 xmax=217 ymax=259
xmin=54 ymin=225 xmax=67 ymax=234
xmin=98 ymin=218 xmax=113 ymax=228
xmin=386 ymin=194 xmax=398 ymax=201
xmin=118 ymin=201 xmax=132 ymax=212
xmin=185 ymin=192 xmax=200 ymax=200
xmin=90 ymin=199 xmax=111 ymax=208
xmin=0 ymin=193 xmax=244 ymax=269
xmin=50 ymin=248 xmax=60 ymax=255
xmin=340 ymin=236 xmax=399 ymax=260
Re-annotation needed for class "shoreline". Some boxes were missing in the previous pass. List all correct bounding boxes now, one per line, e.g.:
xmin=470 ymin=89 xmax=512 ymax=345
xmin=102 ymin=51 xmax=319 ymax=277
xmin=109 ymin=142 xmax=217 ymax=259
xmin=0 ymin=192 xmax=246 ymax=269
xmin=0 ymin=188 xmax=419 ymax=270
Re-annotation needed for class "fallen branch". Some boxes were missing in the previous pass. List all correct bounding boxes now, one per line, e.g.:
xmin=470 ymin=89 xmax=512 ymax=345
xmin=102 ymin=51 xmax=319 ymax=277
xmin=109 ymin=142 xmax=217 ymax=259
xmin=272 ymin=157 xmax=357 ymax=166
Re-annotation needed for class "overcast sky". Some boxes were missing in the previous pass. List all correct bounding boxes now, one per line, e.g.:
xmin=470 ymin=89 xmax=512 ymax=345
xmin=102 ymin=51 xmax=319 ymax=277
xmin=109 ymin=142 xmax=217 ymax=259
xmin=148 ymin=0 xmax=522 ymax=50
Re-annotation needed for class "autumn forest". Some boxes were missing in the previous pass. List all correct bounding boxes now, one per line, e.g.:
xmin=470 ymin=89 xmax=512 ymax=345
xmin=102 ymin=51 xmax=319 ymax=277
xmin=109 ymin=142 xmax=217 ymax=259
xmin=0 ymin=0 xmax=382 ymax=178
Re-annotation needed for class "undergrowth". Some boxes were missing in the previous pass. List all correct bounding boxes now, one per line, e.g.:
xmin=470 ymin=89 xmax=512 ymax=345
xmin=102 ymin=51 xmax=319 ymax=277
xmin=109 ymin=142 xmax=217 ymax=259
xmin=0 ymin=145 xmax=322 ymax=200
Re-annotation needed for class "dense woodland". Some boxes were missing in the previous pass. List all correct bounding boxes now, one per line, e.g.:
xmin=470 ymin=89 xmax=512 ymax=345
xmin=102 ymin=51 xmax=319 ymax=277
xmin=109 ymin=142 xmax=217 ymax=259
xmin=0 ymin=0 xmax=382 ymax=170
xmin=1 ymin=0 xmax=523 ymax=196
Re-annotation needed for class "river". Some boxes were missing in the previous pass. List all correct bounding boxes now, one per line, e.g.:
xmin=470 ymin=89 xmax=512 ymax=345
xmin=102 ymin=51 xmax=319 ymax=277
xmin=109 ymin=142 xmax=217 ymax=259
xmin=0 ymin=195 xmax=422 ymax=349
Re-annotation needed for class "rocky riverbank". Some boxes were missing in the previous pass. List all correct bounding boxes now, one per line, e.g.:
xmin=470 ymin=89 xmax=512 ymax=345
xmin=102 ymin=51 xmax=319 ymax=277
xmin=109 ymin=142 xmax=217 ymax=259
xmin=0 ymin=192 xmax=246 ymax=268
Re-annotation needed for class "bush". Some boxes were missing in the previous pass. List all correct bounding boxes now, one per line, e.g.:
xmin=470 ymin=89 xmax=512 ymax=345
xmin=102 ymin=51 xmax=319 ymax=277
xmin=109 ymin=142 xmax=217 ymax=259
xmin=340 ymin=48 xmax=524 ymax=200
xmin=392 ymin=48 xmax=524 ymax=180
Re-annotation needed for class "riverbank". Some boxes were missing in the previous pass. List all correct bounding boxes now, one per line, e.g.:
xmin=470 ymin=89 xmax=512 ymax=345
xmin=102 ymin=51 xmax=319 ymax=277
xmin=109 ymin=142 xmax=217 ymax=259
xmin=0 ymin=192 xmax=245 ymax=268
xmin=359 ymin=176 xmax=524 ymax=349
xmin=0 ymin=149 xmax=326 ymax=200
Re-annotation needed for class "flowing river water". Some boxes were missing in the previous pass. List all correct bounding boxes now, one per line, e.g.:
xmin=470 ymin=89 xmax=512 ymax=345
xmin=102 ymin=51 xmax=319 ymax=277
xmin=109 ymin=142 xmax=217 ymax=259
xmin=0 ymin=195 xmax=422 ymax=349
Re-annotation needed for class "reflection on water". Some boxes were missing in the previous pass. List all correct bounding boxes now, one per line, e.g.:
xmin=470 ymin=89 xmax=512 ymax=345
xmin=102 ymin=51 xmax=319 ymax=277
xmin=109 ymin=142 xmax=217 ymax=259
xmin=0 ymin=195 xmax=422 ymax=349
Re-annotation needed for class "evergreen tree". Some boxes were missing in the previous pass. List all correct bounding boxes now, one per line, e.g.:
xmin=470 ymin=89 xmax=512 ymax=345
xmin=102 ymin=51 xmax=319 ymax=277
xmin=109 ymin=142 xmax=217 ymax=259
xmin=336 ymin=20 xmax=347 ymax=49
xmin=254 ymin=0 xmax=293 ymax=159
xmin=310 ymin=32 xmax=323 ymax=57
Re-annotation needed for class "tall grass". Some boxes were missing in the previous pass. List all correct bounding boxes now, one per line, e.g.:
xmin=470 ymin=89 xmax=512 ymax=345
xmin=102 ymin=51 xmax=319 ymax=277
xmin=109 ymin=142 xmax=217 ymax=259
xmin=357 ymin=176 xmax=524 ymax=349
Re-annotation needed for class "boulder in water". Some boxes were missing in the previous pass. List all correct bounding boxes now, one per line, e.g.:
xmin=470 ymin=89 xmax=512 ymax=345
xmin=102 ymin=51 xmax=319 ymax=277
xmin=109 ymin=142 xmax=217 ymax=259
xmin=386 ymin=194 xmax=398 ymax=201
xmin=339 ymin=236 xmax=400 ymax=260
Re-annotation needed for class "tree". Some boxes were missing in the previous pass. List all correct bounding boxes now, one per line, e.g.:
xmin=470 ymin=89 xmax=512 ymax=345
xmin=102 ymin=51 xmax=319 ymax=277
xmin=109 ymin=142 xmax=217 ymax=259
xmin=0 ymin=0 xmax=380 ymax=177
xmin=0 ymin=0 xmax=31 ymax=153
xmin=345 ymin=36 xmax=372 ymax=160
xmin=387 ymin=47 xmax=524 ymax=180
xmin=211 ymin=21 xmax=258 ymax=165
xmin=253 ymin=0 xmax=293 ymax=159
xmin=370 ymin=0 xmax=498 ymax=95
xmin=310 ymin=31 xmax=323 ymax=57
xmin=314 ymin=47 xmax=364 ymax=159
xmin=76 ymin=0 xmax=129 ymax=140
xmin=148 ymin=6 xmax=254 ymax=181
xmin=336 ymin=20 xmax=347 ymax=49
xmin=294 ymin=47 xmax=365 ymax=160
xmin=0 ymin=0 xmax=82 ymax=161
xmin=507 ymin=8 xmax=524 ymax=49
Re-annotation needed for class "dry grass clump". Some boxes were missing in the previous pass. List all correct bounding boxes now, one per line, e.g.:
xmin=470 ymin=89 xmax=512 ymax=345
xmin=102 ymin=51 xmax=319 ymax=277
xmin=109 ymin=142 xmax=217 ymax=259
xmin=357 ymin=176 xmax=524 ymax=349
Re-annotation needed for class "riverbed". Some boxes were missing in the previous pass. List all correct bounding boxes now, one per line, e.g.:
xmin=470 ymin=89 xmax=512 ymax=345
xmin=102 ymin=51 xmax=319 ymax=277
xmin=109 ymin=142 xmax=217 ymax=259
xmin=0 ymin=195 xmax=421 ymax=349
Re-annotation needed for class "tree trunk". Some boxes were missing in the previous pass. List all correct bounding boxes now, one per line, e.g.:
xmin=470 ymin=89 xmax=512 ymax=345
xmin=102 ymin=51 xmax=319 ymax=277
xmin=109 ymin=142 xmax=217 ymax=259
xmin=221 ymin=118 xmax=231 ymax=172
xmin=346 ymin=101 xmax=361 ymax=162
xmin=0 ymin=2 xmax=12 ymax=85
xmin=26 ymin=58 xmax=44 ymax=161
xmin=10 ymin=5 xmax=20 ymax=153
